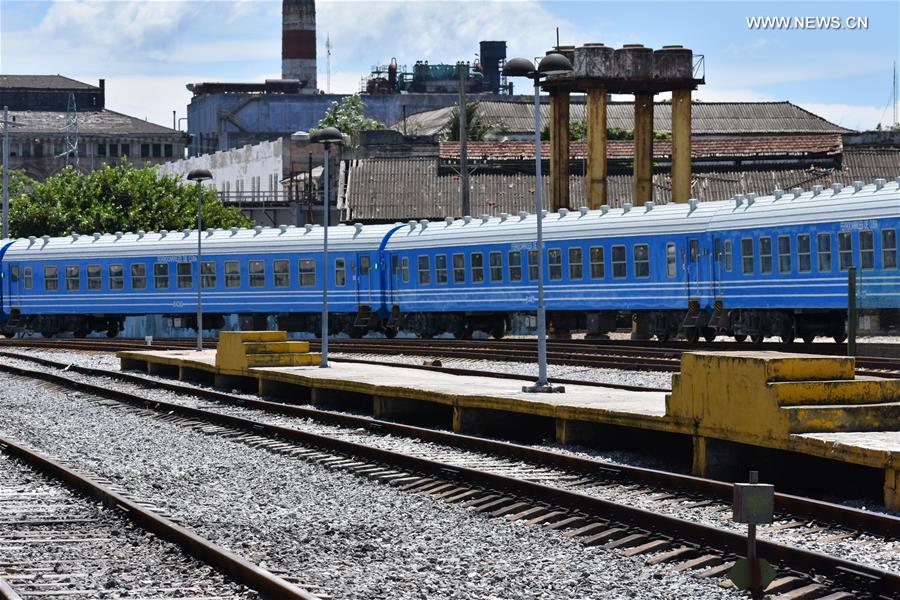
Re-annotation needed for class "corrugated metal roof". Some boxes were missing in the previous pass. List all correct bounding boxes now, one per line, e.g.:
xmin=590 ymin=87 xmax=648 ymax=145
xmin=344 ymin=149 xmax=899 ymax=221
xmin=399 ymin=100 xmax=853 ymax=137
xmin=0 ymin=75 xmax=98 ymax=90
xmin=4 ymin=109 xmax=180 ymax=136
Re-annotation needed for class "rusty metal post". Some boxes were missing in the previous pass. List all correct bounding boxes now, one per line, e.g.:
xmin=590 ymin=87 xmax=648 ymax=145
xmin=586 ymin=88 xmax=607 ymax=209
xmin=549 ymin=89 xmax=570 ymax=211
xmin=671 ymin=89 xmax=692 ymax=203
xmin=633 ymin=93 xmax=654 ymax=205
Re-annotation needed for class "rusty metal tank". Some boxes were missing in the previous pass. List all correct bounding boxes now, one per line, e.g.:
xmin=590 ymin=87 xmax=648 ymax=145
xmin=573 ymin=43 xmax=615 ymax=78
xmin=614 ymin=44 xmax=653 ymax=79
xmin=653 ymin=45 xmax=693 ymax=79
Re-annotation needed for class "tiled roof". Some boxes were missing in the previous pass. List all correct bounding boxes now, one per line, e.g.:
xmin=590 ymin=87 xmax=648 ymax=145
xmin=399 ymin=100 xmax=853 ymax=137
xmin=4 ymin=109 xmax=180 ymax=136
xmin=439 ymin=135 xmax=843 ymax=161
xmin=0 ymin=74 xmax=98 ymax=90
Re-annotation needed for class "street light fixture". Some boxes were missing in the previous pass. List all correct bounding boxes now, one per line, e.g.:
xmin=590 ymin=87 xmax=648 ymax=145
xmin=502 ymin=53 xmax=573 ymax=393
xmin=187 ymin=168 xmax=212 ymax=351
xmin=309 ymin=126 xmax=344 ymax=368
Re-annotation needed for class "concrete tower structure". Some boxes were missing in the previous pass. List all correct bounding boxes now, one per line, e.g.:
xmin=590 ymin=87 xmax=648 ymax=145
xmin=282 ymin=0 xmax=317 ymax=94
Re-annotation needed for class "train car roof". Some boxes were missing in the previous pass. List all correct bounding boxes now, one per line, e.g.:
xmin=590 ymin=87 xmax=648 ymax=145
xmin=2 ymin=222 xmax=399 ymax=261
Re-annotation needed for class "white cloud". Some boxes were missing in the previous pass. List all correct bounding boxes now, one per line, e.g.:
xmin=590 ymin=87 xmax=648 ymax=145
xmin=98 ymin=75 xmax=197 ymax=129
xmin=797 ymin=101 xmax=900 ymax=132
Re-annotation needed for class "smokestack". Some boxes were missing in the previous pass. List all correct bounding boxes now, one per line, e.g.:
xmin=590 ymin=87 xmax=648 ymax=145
xmin=282 ymin=0 xmax=317 ymax=94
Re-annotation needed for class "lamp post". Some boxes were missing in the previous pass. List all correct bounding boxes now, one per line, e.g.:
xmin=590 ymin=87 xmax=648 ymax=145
xmin=502 ymin=53 xmax=573 ymax=393
xmin=309 ymin=126 xmax=344 ymax=368
xmin=187 ymin=168 xmax=212 ymax=351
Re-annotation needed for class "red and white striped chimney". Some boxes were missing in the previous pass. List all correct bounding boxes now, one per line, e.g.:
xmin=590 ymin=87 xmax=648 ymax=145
xmin=282 ymin=0 xmax=317 ymax=93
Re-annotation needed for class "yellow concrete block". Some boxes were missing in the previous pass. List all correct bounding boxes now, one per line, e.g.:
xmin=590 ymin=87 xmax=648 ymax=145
xmin=886 ymin=469 xmax=899 ymax=511
xmin=774 ymin=378 xmax=900 ymax=406
xmin=785 ymin=402 xmax=900 ymax=433
xmin=243 ymin=341 xmax=311 ymax=354
xmin=217 ymin=331 xmax=287 ymax=370
xmin=246 ymin=353 xmax=322 ymax=367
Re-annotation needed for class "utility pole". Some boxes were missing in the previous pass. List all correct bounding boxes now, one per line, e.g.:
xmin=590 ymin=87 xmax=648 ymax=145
xmin=2 ymin=106 xmax=8 ymax=240
xmin=458 ymin=62 xmax=470 ymax=217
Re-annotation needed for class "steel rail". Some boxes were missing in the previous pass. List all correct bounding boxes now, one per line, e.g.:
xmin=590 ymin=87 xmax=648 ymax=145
xmin=0 ymin=359 xmax=896 ymax=597
xmin=0 ymin=578 xmax=22 ymax=600
xmin=0 ymin=432 xmax=318 ymax=600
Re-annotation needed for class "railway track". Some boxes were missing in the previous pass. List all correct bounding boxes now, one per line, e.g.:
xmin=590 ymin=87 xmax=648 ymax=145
xmin=0 ymin=350 xmax=896 ymax=599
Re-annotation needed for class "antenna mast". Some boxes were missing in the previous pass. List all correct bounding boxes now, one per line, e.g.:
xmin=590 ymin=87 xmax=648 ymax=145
xmin=59 ymin=92 xmax=79 ymax=169
xmin=894 ymin=60 xmax=898 ymax=126
xmin=326 ymin=33 xmax=332 ymax=93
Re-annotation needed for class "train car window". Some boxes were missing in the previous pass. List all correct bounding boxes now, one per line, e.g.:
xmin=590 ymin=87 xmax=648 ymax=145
xmin=225 ymin=261 xmax=241 ymax=288
xmin=417 ymin=255 xmax=430 ymax=285
xmin=777 ymin=236 xmax=792 ymax=274
xmin=176 ymin=262 xmax=193 ymax=289
xmin=132 ymin=264 xmax=146 ymax=290
xmin=10 ymin=266 xmax=18 ymax=282
xmin=883 ymin=229 xmax=897 ymax=269
xmin=689 ymin=240 xmax=699 ymax=262
xmin=859 ymin=230 xmax=874 ymax=270
xmin=23 ymin=267 xmax=33 ymax=289
xmin=489 ymin=252 xmax=503 ymax=282
xmin=724 ymin=240 xmax=733 ymax=272
xmin=741 ymin=238 xmax=754 ymax=275
xmin=589 ymin=247 xmax=604 ymax=279
xmin=797 ymin=235 xmax=811 ymax=273
xmin=202 ymin=262 xmax=217 ymax=289
xmin=360 ymin=256 xmax=370 ymax=275
xmin=547 ymin=249 xmax=562 ymax=281
xmin=334 ymin=258 xmax=346 ymax=286
xmin=838 ymin=232 xmax=853 ymax=271
xmin=435 ymin=255 xmax=448 ymax=284
xmin=569 ymin=247 xmax=583 ymax=280
xmin=452 ymin=254 xmax=465 ymax=283
xmin=65 ymin=266 xmax=80 ymax=291
xmin=109 ymin=264 xmax=124 ymax=290
xmin=817 ymin=233 xmax=832 ymax=272
xmin=509 ymin=251 xmax=522 ymax=282
xmin=44 ymin=266 xmax=59 ymax=291
xmin=400 ymin=256 xmax=409 ymax=283
xmin=87 ymin=265 xmax=101 ymax=290
xmin=666 ymin=243 xmax=677 ymax=278
xmin=612 ymin=245 xmax=626 ymax=279
xmin=274 ymin=260 xmax=290 ymax=287
xmin=528 ymin=250 xmax=538 ymax=281
xmin=471 ymin=253 xmax=484 ymax=283
xmin=299 ymin=259 xmax=316 ymax=287
xmin=154 ymin=263 xmax=169 ymax=289
xmin=249 ymin=260 xmax=265 ymax=288
xmin=634 ymin=244 xmax=650 ymax=278
xmin=759 ymin=237 xmax=773 ymax=274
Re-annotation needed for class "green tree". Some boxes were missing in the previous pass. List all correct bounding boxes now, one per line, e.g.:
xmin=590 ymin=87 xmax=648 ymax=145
xmin=442 ymin=102 xmax=509 ymax=141
xmin=541 ymin=124 xmax=671 ymax=140
xmin=316 ymin=94 xmax=384 ymax=143
xmin=9 ymin=162 xmax=251 ymax=238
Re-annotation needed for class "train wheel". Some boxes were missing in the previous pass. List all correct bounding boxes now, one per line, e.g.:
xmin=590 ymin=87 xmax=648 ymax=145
xmin=73 ymin=328 xmax=89 ymax=338
xmin=684 ymin=329 xmax=700 ymax=343
xmin=703 ymin=328 xmax=717 ymax=343
xmin=384 ymin=327 xmax=398 ymax=339
xmin=780 ymin=331 xmax=795 ymax=344
xmin=106 ymin=326 xmax=119 ymax=338
xmin=349 ymin=326 xmax=366 ymax=339
xmin=1 ymin=330 xmax=14 ymax=339
xmin=490 ymin=321 xmax=506 ymax=340
xmin=802 ymin=334 xmax=815 ymax=344
xmin=750 ymin=334 xmax=764 ymax=345
xmin=656 ymin=331 xmax=670 ymax=343
xmin=733 ymin=334 xmax=747 ymax=342
xmin=833 ymin=332 xmax=847 ymax=344
xmin=40 ymin=330 xmax=54 ymax=338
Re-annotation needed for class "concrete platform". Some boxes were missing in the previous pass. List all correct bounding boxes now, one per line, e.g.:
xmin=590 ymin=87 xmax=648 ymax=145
xmin=118 ymin=345 xmax=900 ymax=509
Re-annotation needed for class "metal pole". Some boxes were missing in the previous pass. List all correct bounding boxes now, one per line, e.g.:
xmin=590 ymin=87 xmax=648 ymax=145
xmin=848 ymin=266 xmax=857 ymax=356
xmin=196 ymin=182 xmax=203 ymax=351
xmin=2 ymin=106 xmax=8 ymax=240
xmin=747 ymin=470 xmax=761 ymax=600
xmin=534 ymin=79 xmax=549 ymax=388
xmin=458 ymin=64 xmax=470 ymax=217
xmin=321 ymin=145 xmax=330 ymax=368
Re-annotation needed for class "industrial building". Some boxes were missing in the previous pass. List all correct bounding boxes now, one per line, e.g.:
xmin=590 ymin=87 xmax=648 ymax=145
xmin=0 ymin=75 xmax=187 ymax=181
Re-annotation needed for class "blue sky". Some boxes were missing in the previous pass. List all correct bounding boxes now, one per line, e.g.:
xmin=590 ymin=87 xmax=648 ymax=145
xmin=2 ymin=0 xmax=898 ymax=131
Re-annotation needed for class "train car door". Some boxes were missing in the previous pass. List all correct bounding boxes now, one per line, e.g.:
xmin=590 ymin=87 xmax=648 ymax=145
xmin=686 ymin=237 xmax=704 ymax=302
xmin=355 ymin=254 xmax=374 ymax=306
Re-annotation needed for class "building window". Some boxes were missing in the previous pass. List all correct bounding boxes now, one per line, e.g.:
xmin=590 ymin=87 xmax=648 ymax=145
xmin=569 ymin=247 xmax=583 ymax=280
xmin=634 ymin=244 xmax=650 ymax=278
xmin=400 ymin=256 xmax=409 ymax=283
xmin=509 ymin=250 xmax=522 ymax=282
xmin=201 ymin=262 xmax=217 ymax=288
xmin=417 ymin=255 xmax=430 ymax=285
xmin=97 ymin=143 xmax=106 ymax=157
xmin=132 ymin=264 xmax=147 ymax=289
xmin=87 ymin=264 xmax=102 ymax=290
xmin=23 ymin=267 xmax=33 ymax=289
xmin=54 ymin=142 xmax=64 ymax=156
xmin=489 ymin=251 xmax=503 ymax=282
xmin=164 ymin=144 xmax=173 ymax=158
xmin=838 ymin=232 xmax=853 ymax=271
xmin=225 ymin=261 xmax=241 ymax=288
xmin=471 ymin=252 xmax=484 ymax=283
xmin=108 ymin=144 xmax=118 ymax=158
xmin=121 ymin=143 xmax=130 ymax=157
xmin=589 ymin=247 xmax=604 ymax=279
xmin=759 ymin=237 xmax=773 ymax=274
xmin=883 ymin=229 xmax=897 ymax=269
xmin=249 ymin=260 xmax=265 ymax=288
xmin=435 ymin=254 xmax=448 ymax=284
xmin=153 ymin=263 xmax=169 ymax=289
xmin=299 ymin=259 xmax=316 ymax=287
xmin=152 ymin=143 xmax=161 ymax=158
xmin=176 ymin=262 xmax=193 ymax=289
xmin=452 ymin=253 xmax=465 ymax=283
xmin=666 ymin=243 xmax=677 ymax=277
xmin=44 ymin=266 xmax=59 ymax=291
xmin=65 ymin=265 xmax=80 ymax=291
xmin=777 ymin=235 xmax=791 ymax=273
xmin=547 ymin=248 xmax=562 ymax=281
xmin=612 ymin=245 xmax=626 ymax=279
xmin=141 ymin=143 xmax=150 ymax=158
xmin=274 ymin=260 xmax=290 ymax=287
xmin=528 ymin=249 xmax=538 ymax=281
xmin=859 ymin=230 xmax=874 ymax=270
xmin=741 ymin=238 xmax=754 ymax=275
xmin=334 ymin=258 xmax=346 ymax=286
xmin=817 ymin=233 xmax=832 ymax=272
xmin=21 ymin=143 xmax=31 ymax=158
xmin=797 ymin=235 xmax=811 ymax=273
xmin=33 ymin=143 xmax=43 ymax=158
